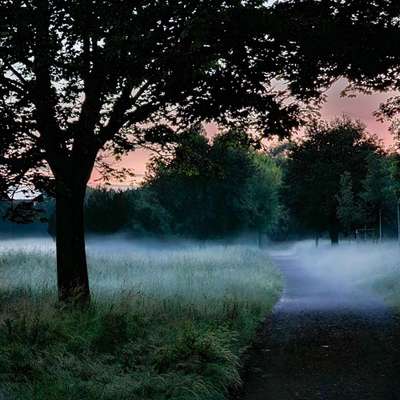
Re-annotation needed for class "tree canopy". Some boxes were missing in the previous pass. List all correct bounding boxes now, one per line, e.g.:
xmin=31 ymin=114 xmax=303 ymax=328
xmin=0 ymin=0 xmax=305 ymax=192
xmin=271 ymin=0 xmax=400 ymax=99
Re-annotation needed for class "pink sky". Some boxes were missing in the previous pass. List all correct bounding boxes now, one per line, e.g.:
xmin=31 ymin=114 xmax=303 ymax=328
xmin=320 ymin=79 xmax=393 ymax=145
xmin=90 ymin=79 xmax=395 ymax=185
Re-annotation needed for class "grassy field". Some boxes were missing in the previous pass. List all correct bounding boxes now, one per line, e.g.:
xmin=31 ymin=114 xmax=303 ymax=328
xmin=0 ymin=239 xmax=282 ymax=400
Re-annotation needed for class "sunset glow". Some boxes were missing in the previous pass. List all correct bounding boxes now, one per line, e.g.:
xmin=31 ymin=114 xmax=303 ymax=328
xmin=91 ymin=80 xmax=397 ymax=186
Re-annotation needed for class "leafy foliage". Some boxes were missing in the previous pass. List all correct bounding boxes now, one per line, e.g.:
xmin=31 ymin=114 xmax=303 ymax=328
xmin=271 ymin=1 xmax=400 ymax=101
xmin=336 ymin=172 xmax=363 ymax=235
xmin=145 ymin=129 xmax=282 ymax=239
xmin=79 ymin=129 xmax=282 ymax=240
xmin=360 ymin=153 xmax=397 ymax=232
xmin=85 ymin=189 xmax=131 ymax=234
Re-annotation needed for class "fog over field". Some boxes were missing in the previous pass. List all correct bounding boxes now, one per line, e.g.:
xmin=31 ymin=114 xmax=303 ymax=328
xmin=0 ymin=236 xmax=283 ymax=399
xmin=1 ymin=235 xmax=399 ymax=297
xmin=0 ymin=236 xmax=281 ymax=307
xmin=1 ymin=236 xmax=400 ymax=399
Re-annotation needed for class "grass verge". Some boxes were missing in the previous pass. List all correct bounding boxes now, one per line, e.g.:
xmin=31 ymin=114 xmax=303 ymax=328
xmin=371 ymin=273 xmax=400 ymax=311
xmin=0 ymin=243 xmax=282 ymax=400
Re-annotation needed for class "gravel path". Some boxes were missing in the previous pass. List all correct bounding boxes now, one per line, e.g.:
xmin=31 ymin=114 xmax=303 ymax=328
xmin=240 ymin=252 xmax=400 ymax=400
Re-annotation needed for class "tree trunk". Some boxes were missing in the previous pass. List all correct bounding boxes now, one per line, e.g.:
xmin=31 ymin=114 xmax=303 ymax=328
xmin=329 ymin=225 xmax=339 ymax=246
xmin=55 ymin=181 xmax=90 ymax=304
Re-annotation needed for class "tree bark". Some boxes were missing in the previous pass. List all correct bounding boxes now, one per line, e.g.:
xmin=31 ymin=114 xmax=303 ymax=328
xmin=55 ymin=180 xmax=90 ymax=304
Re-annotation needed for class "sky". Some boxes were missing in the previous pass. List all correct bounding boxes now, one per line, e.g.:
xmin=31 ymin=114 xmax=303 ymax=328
xmin=320 ymin=79 xmax=394 ymax=144
xmin=90 ymin=79 xmax=396 ymax=186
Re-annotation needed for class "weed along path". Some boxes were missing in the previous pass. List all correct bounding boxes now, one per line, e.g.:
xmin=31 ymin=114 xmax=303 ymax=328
xmin=240 ymin=249 xmax=400 ymax=400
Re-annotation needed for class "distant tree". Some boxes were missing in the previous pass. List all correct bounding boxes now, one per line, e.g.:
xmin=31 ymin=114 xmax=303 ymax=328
xmin=361 ymin=154 xmax=396 ymax=240
xmin=207 ymin=131 xmax=259 ymax=238
xmin=336 ymin=172 xmax=362 ymax=237
xmin=387 ymin=152 xmax=400 ymax=239
xmin=146 ymin=128 xmax=282 ymax=240
xmin=266 ymin=0 xmax=400 ymax=241
xmin=267 ymin=142 xmax=303 ymax=242
xmin=389 ymin=153 xmax=400 ymax=190
xmin=285 ymin=118 xmax=379 ymax=245
xmin=85 ymin=188 xmax=130 ymax=234
xmin=127 ymin=189 xmax=172 ymax=236
xmin=144 ymin=128 xmax=212 ymax=238
xmin=247 ymin=153 xmax=282 ymax=246
xmin=1 ymin=1 xmax=305 ymax=303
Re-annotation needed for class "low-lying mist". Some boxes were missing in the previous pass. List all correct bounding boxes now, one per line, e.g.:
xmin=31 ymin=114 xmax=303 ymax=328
xmin=0 ymin=235 xmax=281 ymax=312
xmin=0 ymin=238 xmax=282 ymax=400
xmin=272 ymin=239 xmax=400 ymax=294
xmin=2 ymin=234 xmax=400 ymax=304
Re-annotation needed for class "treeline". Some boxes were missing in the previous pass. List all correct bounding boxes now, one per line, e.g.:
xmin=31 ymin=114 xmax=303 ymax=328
xmin=82 ymin=129 xmax=282 ymax=240
xmin=39 ymin=119 xmax=400 ymax=244
xmin=280 ymin=118 xmax=400 ymax=243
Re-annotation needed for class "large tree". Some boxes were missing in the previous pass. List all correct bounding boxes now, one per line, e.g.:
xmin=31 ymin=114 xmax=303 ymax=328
xmin=0 ymin=1 xmax=306 ymax=302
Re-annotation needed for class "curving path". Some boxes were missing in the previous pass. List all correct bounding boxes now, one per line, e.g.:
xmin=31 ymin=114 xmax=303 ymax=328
xmin=240 ymin=251 xmax=400 ymax=400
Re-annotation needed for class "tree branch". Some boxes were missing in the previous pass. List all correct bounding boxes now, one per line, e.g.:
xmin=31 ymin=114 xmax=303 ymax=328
xmin=7 ymin=63 xmax=29 ymax=86
xmin=98 ymin=80 xmax=151 ymax=146
xmin=0 ymin=75 xmax=25 ymax=95
xmin=77 ymin=33 xmax=104 ymax=141
xmin=31 ymin=0 xmax=66 ymax=173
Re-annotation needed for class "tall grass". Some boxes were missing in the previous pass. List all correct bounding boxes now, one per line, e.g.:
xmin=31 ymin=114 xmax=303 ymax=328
xmin=0 ymin=238 xmax=282 ymax=400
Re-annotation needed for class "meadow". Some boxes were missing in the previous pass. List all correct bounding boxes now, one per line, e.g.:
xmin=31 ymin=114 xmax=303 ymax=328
xmin=0 ymin=237 xmax=282 ymax=400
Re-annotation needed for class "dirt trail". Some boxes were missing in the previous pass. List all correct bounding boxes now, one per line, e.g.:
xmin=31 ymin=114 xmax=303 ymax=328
xmin=240 ymin=252 xmax=400 ymax=400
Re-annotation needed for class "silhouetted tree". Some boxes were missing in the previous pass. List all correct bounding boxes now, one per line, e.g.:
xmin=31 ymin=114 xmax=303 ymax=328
xmin=1 ymin=1 xmax=304 ymax=303
xmin=271 ymin=0 xmax=400 ymax=105
xmin=3 ymin=0 xmax=398 ymax=301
